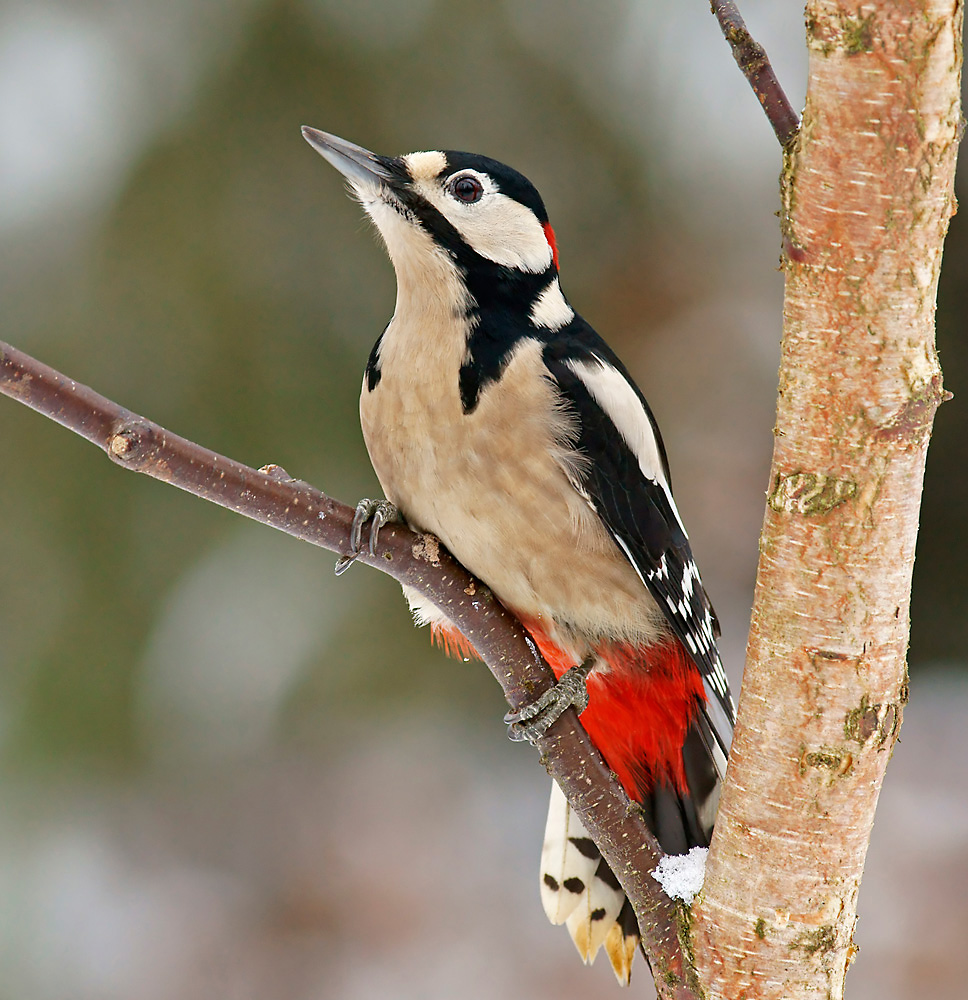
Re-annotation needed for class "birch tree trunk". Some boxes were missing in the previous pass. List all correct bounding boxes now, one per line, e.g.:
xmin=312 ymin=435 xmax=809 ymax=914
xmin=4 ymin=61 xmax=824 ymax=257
xmin=692 ymin=3 xmax=962 ymax=998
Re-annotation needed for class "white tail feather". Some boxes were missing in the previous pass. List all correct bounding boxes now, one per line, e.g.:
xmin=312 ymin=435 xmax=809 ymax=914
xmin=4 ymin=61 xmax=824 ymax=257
xmin=539 ymin=782 xmax=599 ymax=924
xmin=564 ymin=867 xmax=625 ymax=964
xmin=539 ymin=781 xmax=639 ymax=985
xmin=604 ymin=916 xmax=638 ymax=985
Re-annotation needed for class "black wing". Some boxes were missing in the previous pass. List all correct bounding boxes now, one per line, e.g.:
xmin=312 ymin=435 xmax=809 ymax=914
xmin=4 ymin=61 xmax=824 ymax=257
xmin=543 ymin=326 xmax=735 ymax=769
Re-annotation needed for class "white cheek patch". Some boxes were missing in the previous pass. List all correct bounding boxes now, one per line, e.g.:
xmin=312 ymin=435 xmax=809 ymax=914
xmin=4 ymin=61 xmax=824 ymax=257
xmin=564 ymin=356 xmax=669 ymax=489
xmin=530 ymin=278 xmax=574 ymax=331
xmin=411 ymin=170 xmax=553 ymax=273
xmin=449 ymin=192 xmax=554 ymax=272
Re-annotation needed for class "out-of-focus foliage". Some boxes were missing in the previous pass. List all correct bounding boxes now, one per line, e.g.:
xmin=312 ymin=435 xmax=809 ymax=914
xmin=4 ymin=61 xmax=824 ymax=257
xmin=0 ymin=2 xmax=964 ymax=998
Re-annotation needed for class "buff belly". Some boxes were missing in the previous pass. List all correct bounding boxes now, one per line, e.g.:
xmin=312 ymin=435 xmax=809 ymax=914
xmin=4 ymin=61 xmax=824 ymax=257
xmin=360 ymin=337 xmax=667 ymax=649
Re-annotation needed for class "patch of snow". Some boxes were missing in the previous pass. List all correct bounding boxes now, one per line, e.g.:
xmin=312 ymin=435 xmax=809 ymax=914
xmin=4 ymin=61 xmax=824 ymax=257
xmin=651 ymin=847 xmax=708 ymax=904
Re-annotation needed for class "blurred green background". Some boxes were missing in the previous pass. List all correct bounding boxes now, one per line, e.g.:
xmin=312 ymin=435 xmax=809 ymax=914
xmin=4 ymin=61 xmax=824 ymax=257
xmin=0 ymin=2 xmax=965 ymax=998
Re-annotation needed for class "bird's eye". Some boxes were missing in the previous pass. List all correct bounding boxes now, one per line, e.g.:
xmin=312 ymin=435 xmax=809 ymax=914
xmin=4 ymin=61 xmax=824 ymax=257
xmin=450 ymin=174 xmax=484 ymax=204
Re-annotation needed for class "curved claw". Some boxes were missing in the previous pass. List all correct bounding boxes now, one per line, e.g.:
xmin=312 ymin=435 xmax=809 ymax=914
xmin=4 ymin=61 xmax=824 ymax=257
xmin=335 ymin=498 xmax=400 ymax=576
xmin=366 ymin=501 xmax=397 ymax=555
xmin=505 ymin=656 xmax=595 ymax=744
xmin=333 ymin=552 xmax=358 ymax=576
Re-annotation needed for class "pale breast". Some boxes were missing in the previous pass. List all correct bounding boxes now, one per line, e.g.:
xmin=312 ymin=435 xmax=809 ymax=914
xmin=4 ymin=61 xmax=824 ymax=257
xmin=360 ymin=334 xmax=668 ymax=647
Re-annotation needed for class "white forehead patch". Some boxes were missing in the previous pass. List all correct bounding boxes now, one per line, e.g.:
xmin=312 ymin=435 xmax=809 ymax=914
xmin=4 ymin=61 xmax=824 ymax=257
xmin=402 ymin=150 xmax=447 ymax=180
xmin=405 ymin=156 xmax=553 ymax=274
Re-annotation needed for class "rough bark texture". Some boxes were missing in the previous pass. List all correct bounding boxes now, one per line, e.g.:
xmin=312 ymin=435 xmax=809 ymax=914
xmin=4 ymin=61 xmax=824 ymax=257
xmin=693 ymin=2 xmax=962 ymax=998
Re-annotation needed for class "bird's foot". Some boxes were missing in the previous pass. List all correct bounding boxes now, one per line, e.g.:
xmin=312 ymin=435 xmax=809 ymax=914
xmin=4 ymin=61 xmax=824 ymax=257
xmin=505 ymin=656 xmax=595 ymax=743
xmin=334 ymin=498 xmax=400 ymax=576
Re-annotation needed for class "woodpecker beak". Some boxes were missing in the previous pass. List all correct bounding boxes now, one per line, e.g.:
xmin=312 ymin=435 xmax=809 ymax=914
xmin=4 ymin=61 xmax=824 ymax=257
xmin=301 ymin=126 xmax=395 ymax=196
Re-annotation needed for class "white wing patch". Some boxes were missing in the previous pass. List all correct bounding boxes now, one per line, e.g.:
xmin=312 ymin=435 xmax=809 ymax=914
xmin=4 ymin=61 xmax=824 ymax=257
xmin=560 ymin=351 xmax=737 ymax=765
xmin=530 ymin=278 xmax=574 ymax=331
xmin=564 ymin=355 xmax=670 ymax=490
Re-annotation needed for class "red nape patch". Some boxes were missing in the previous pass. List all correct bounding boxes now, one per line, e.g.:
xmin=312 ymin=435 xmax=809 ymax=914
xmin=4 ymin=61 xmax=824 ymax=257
xmin=542 ymin=222 xmax=559 ymax=270
xmin=522 ymin=623 xmax=705 ymax=803
xmin=430 ymin=623 xmax=481 ymax=661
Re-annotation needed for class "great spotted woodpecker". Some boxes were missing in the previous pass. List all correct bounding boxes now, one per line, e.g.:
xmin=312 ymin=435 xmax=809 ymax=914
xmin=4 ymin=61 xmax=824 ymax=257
xmin=302 ymin=127 xmax=735 ymax=984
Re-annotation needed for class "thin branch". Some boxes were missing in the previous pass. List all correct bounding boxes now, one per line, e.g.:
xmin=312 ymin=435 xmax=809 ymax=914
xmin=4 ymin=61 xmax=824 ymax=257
xmin=0 ymin=339 xmax=698 ymax=997
xmin=710 ymin=0 xmax=800 ymax=146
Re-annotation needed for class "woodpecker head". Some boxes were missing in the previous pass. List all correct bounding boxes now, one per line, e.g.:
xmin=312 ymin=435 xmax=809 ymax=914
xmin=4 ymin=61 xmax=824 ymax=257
xmin=302 ymin=127 xmax=569 ymax=327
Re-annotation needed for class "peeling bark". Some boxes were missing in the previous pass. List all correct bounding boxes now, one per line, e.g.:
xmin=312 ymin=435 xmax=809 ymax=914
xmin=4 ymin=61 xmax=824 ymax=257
xmin=693 ymin=2 xmax=962 ymax=998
